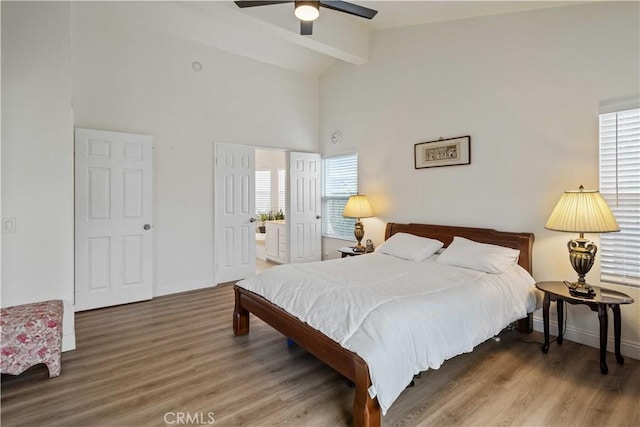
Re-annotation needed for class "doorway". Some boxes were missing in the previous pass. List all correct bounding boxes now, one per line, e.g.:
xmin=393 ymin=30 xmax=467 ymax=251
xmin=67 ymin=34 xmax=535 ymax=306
xmin=255 ymin=148 xmax=287 ymax=267
xmin=214 ymin=143 xmax=321 ymax=285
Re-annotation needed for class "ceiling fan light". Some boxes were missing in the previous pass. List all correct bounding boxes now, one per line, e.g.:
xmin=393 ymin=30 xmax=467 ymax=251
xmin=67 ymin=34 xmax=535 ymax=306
xmin=295 ymin=1 xmax=319 ymax=21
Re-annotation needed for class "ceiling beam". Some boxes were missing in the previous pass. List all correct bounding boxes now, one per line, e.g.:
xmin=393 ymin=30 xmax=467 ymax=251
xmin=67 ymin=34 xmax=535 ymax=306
xmin=192 ymin=2 xmax=371 ymax=66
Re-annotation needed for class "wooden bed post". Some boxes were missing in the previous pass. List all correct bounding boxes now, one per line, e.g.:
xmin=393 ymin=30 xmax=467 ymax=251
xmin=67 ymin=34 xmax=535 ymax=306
xmin=353 ymin=358 xmax=381 ymax=427
xmin=517 ymin=313 xmax=533 ymax=333
xmin=233 ymin=286 xmax=250 ymax=336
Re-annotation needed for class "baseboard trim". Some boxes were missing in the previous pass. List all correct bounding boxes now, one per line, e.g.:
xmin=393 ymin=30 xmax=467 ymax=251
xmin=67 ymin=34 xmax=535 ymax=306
xmin=532 ymin=316 xmax=640 ymax=361
xmin=62 ymin=333 xmax=76 ymax=352
xmin=62 ymin=299 xmax=76 ymax=351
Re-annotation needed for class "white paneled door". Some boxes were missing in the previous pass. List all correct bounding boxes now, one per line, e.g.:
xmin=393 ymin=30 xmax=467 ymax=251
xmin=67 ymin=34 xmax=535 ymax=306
xmin=288 ymin=152 xmax=322 ymax=263
xmin=215 ymin=143 xmax=256 ymax=283
xmin=75 ymin=129 xmax=153 ymax=311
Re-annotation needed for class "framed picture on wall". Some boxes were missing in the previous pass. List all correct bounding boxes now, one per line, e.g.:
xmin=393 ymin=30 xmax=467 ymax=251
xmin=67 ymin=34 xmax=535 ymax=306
xmin=414 ymin=136 xmax=471 ymax=169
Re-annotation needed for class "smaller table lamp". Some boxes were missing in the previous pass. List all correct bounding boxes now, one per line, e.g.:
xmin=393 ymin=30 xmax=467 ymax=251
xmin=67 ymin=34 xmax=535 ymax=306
xmin=343 ymin=194 xmax=374 ymax=252
xmin=545 ymin=185 xmax=619 ymax=295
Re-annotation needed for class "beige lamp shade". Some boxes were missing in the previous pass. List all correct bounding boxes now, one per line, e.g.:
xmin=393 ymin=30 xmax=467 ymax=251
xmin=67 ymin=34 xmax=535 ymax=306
xmin=545 ymin=186 xmax=619 ymax=233
xmin=343 ymin=195 xmax=374 ymax=219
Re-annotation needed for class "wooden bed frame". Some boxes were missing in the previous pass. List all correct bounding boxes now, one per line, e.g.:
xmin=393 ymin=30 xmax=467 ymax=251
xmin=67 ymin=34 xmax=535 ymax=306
xmin=233 ymin=223 xmax=534 ymax=427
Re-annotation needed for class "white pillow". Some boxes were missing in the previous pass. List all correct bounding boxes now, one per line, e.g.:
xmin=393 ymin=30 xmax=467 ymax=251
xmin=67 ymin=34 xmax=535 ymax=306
xmin=376 ymin=233 xmax=444 ymax=261
xmin=436 ymin=236 xmax=520 ymax=274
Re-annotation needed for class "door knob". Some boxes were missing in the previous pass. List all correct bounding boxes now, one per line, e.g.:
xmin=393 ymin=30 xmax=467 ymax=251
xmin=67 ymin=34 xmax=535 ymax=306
xmin=316 ymin=215 xmax=321 ymax=219
xmin=144 ymin=224 xmax=151 ymax=230
xmin=249 ymin=217 xmax=256 ymax=223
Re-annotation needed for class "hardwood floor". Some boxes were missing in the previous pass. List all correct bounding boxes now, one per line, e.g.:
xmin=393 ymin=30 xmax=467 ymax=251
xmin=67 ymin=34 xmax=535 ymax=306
xmin=2 ymin=283 xmax=639 ymax=427
xmin=256 ymin=258 xmax=278 ymax=274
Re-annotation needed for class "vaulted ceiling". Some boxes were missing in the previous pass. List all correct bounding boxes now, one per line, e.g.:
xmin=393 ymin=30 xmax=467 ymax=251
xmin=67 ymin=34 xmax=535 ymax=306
xmin=90 ymin=1 xmax=588 ymax=76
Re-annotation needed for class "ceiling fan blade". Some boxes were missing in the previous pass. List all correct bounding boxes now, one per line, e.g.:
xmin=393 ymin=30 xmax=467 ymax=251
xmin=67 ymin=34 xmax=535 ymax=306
xmin=300 ymin=20 xmax=313 ymax=35
xmin=319 ymin=1 xmax=377 ymax=19
xmin=234 ymin=1 xmax=293 ymax=8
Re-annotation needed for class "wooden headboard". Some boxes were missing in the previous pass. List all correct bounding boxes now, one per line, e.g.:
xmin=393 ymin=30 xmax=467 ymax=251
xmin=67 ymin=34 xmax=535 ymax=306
xmin=385 ymin=223 xmax=534 ymax=274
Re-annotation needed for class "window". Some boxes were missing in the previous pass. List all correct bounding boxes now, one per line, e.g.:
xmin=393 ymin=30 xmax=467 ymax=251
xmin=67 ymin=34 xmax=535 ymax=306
xmin=599 ymin=107 xmax=640 ymax=286
xmin=322 ymin=154 xmax=357 ymax=240
xmin=278 ymin=168 xmax=286 ymax=215
xmin=255 ymin=170 xmax=271 ymax=215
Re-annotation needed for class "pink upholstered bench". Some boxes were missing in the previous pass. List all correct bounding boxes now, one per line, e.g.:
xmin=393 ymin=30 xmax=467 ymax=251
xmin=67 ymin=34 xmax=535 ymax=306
xmin=1 ymin=300 xmax=63 ymax=378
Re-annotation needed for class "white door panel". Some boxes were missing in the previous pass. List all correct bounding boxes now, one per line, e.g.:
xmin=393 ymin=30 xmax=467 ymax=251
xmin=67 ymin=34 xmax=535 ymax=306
xmin=215 ymin=144 xmax=256 ymax=283
xmin=75 ymin=128 xmax=153 ymax=311
xmin=288 ymin=152 xmax=321 ymax=263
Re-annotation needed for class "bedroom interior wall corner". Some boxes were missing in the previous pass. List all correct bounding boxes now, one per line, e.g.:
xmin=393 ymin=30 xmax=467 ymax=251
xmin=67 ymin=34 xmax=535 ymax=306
xmin=318 ymin=1 xmax=640 ymax=358
xmin=1 ymin=1 xmax=3 ymax=303
xmin=1 ymin=1 xmax=76 ymax=351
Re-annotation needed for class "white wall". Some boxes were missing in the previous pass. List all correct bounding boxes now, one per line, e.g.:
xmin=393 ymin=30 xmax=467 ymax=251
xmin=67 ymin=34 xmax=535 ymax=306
xmin=71 ymin=3 xmax=318 ymax=296
xmin=1 ymin=2 xmax=3 ymax=301
xmin=1 ymin=1 xmax=318 ymax=349
xmin=1 ymin=1 xmax=76 ymax=350
xmin=320 ymin=2 xmax=640 ymax=357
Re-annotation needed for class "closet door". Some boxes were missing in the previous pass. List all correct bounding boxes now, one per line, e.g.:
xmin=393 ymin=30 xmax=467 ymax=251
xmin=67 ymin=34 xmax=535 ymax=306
xmin=75 ymin=128 xmax=153 ymax=311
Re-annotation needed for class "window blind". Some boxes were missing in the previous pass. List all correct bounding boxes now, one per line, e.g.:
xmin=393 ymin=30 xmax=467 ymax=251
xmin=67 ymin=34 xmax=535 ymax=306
xmin=322 ymin=154 xmax=357 ymax=240
xmin=278 ymin=168 xmax=286 ymax=215
xmin=255 ymin=170 xmax=271 ymax=215
xmin=599 ymin=108 xmax=640 ymax=286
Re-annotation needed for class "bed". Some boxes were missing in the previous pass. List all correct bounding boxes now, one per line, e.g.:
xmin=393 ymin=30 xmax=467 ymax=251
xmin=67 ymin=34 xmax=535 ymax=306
xmin=233 ymin=222 xmax=535 ymax=427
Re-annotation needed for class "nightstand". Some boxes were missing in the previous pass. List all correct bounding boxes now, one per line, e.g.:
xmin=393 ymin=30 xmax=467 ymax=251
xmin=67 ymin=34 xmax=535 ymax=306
xmin=535 ymin=281 xmax=634 ymax=374
xmin=339 ymin=247 xmax=367 ymax=257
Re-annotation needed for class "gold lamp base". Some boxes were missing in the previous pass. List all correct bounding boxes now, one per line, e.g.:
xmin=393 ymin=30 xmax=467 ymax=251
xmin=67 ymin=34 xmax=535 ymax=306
xmin=353 ymin=220 xmax=366 ymax=252
xmin=565 ymin=236 xmax=597 ymax=296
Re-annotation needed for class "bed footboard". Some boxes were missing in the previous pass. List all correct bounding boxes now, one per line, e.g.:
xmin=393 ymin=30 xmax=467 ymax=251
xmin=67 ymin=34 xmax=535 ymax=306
xmin=233 ymin=285 xmax=381 ymax=427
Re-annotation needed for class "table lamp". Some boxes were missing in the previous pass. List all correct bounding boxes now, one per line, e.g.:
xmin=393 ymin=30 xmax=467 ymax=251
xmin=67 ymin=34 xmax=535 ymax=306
xmin=545 ymin=185 xmax=619 ymax=295
xmin=343 ymin=195 xmax=374 ymax=252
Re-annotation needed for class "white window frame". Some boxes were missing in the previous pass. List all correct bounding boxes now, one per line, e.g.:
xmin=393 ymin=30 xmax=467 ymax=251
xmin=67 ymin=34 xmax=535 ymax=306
xmin=255 ymin=169 xmax=271 ymax=216
xmin=278 ymin=168 xmax=286 ymax=215
xmin=322 ymin=153 xmax=358 ymax=241
xmin=599 ymin=107 xmax=640 ymax=287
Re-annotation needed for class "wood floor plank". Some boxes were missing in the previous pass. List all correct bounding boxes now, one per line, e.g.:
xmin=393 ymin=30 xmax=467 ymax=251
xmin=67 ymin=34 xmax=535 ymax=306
xmin=2 ymin=283 xmax=638 ymax=426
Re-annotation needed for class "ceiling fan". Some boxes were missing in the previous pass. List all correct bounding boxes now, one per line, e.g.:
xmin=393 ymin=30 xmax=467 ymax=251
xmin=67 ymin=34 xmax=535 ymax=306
xmin=234 ymin=1 xmax=378 ymax=35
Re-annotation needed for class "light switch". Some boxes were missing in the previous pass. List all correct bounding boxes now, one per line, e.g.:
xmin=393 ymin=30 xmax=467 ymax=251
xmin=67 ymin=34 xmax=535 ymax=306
xmin=3 ymin=218 xmax=16 ymax=233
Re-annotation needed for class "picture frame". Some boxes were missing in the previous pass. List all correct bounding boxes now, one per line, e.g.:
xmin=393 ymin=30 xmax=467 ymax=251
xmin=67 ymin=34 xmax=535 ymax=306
xmin=414 ymin=136 xmax=471 ymax=169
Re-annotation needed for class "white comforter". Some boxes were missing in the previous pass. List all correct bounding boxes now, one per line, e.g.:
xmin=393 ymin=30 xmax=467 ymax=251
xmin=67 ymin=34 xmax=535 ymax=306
xmin=237 ymin=252 xmax=537 ymax=414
